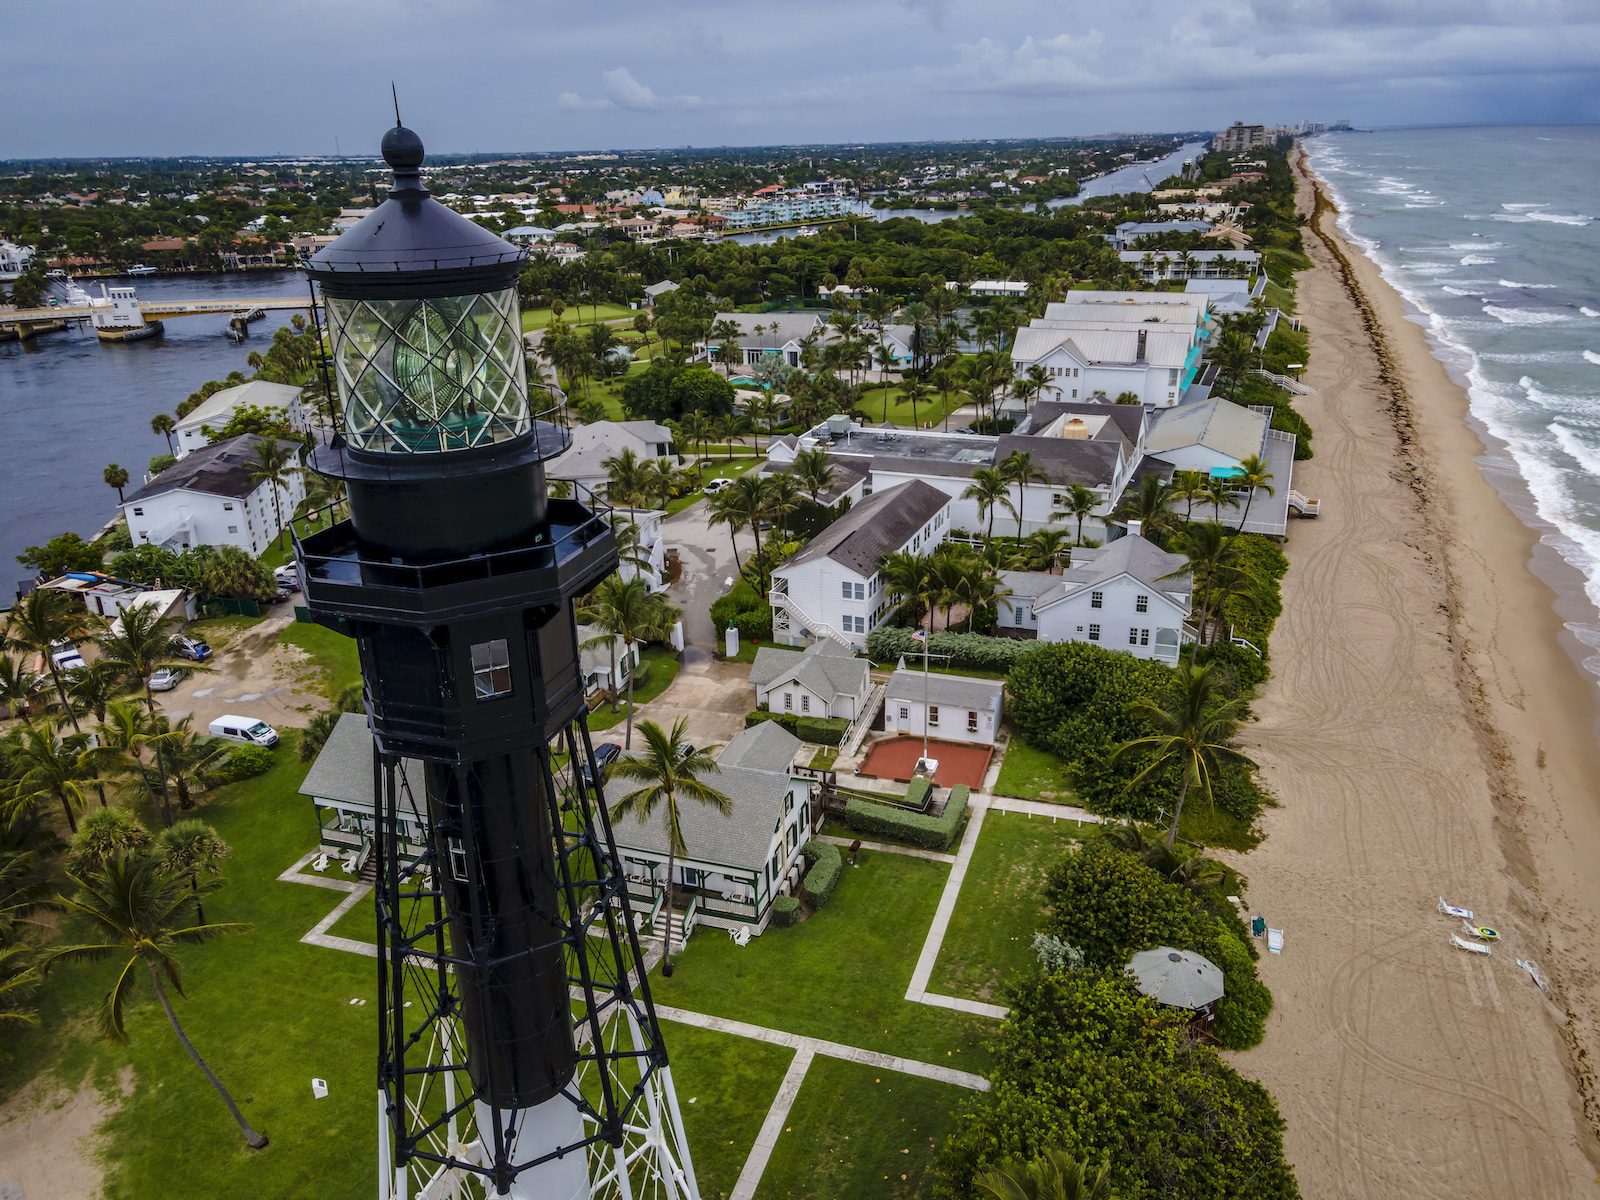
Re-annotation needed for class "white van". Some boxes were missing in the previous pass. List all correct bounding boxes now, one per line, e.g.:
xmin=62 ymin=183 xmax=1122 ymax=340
xmin=209 ymin=714 xmax=280 ymax=748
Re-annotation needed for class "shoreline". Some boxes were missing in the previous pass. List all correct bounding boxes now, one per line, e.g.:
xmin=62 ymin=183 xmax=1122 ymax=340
xmin=1229 ymin=146 xmax=1600 ymax=1197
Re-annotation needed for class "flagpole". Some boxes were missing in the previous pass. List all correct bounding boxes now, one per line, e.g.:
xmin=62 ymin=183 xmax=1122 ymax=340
xmin=922 ymin=608 xmax=931 ymax=769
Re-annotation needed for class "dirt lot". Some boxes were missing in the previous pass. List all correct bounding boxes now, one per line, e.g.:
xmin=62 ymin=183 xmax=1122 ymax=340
xmin=158 ymin=611 xmax=323 ymax=732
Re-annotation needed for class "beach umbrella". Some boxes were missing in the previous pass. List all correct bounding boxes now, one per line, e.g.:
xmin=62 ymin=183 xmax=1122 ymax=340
xmin=1126 ymin=947 xmax=1225 ymax=1010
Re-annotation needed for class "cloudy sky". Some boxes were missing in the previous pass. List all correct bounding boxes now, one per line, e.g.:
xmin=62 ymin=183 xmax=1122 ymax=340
xmin=5 ymin=0 xmax=1598 ymax=157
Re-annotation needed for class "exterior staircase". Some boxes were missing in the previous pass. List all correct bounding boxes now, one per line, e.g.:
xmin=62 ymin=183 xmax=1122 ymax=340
xmin=1287 ymin=489 xmax=1321 ymax=518
xmin=839 ymin=681 xmax=887 ymax=758
xmin=1252 ymin=368 xmax=1312 ymax=396
xmin=769 ymin=586 xmax=855 ymax=650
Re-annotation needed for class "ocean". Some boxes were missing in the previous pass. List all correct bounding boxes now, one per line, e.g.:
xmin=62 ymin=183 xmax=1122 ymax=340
xmin=1305 ymin=126 xmax=1600 ymax=677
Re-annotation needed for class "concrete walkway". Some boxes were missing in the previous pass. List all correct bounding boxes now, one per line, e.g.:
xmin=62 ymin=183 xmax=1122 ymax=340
xmin=729 ymin=1047 xmax=814 ymax=1200
xmin=277 ymin=849 xmax=376 ymax=958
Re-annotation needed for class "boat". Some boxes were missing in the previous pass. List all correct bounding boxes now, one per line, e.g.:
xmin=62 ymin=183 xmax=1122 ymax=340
xmin=125 ymin=264 xmax=158 ymax=277
xmin=90 ymin=283 xmax=164 ymax=343
xmin=46 ymin=268 xmax=69 ymax=280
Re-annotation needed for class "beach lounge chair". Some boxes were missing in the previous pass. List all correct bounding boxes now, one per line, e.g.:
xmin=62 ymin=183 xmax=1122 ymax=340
xmin=1451 ymin=934 xmax=1491 ymax=956
xmin=1515 ymin=959 xmax=1551 ymax=993
xmin=1461 ymin=919 xmax=1500 ymax=941
xmin=1267 ymin=928 xmax=1284 ymax=955
xmin=1251 ymin=915 xmax=1267 ymax=938
xmin=1438 ymin=897 xmax=1474 ymax=920
xmin=311 ymin=1078 xmax=329 ymax=1100
xmin=728 ymin=926 xmax=751 ymax=947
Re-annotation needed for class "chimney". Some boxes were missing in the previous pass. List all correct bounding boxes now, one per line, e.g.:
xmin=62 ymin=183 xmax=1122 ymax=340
xmin=1136 ymin=328 xmax=1148 ymax=362
xmin=1127 ymin=518 xmax=1143 ymax=539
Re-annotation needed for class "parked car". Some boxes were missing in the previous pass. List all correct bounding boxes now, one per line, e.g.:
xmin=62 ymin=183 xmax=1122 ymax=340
xmin=581 ymin=742 xmax=622 ymax=785
xmin=48 ymin=640 xmax=86 ymax=673
xmin=270 ymin=587 xmax=291 ymax=603
xmin=148 ymin=667 xmax=187 ymax=692
xmin=173 ymin=635 xmax=212 ymax=662
xmin=702 ymin=477 xmax=735 ymax=495
xmin=208 ymin=714 xmax=279 ymax=748
xmin=273 ymin=565 xmax=301 ymax=592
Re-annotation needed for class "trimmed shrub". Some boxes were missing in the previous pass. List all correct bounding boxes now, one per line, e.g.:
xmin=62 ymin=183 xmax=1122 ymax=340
xmin=799 ymin=840 xmax=843 ymax=909
xmin=769 ymin=895 xmax=801 ymax=927
xmin=867 ymin=626 xmax=1027 ymax=673
xmin=905 ymin=777 xmax=933 ymax=811
xmin=711 ymin=577 xmax=773 ymax=645
xmin=795 ymin=715 xmax=848 ymax=746
xmin=747 ymin=710 xmax=799 ymax=732
xmin=206 ymin=744 xmax=274 ymax=786
xmin=844 ymin=783 xmax=970 ymax=851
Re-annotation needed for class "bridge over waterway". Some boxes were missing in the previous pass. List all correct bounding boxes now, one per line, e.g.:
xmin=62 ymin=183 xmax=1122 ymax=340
xmin=2 ymin=296 xmax=311 ymax=326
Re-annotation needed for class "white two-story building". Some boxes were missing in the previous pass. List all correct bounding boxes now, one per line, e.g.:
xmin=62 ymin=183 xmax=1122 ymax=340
xmin=120 ymin=434 xmax=306 ymax=557
xmin=997 ymin=531 xmax=1192 ymax=663
xmin=173 ymin=380 xmax=307 ymax=458
xmin=770 ymin=479 xmax=951 ymax=650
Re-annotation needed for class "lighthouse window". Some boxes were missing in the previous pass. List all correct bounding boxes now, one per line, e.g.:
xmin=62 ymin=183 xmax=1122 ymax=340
xmin=470 ymin=638 xmax=512 ymax=700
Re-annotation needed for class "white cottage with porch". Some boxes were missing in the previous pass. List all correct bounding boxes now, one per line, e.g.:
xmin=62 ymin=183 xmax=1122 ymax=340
xmin=748 ymin=639 xmax=872 ymax=720
xmin=299 ymin=713 xmax=427 ymax=871
xmin=606 ymin=721 xmax=817 ymax=940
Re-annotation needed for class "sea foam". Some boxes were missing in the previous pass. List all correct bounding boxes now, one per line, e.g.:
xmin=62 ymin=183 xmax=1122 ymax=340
xmin=1498 ymin=279 xmax=1557 ymax=289
xmin=1483 ymin=305 xmax=1571 ymax=326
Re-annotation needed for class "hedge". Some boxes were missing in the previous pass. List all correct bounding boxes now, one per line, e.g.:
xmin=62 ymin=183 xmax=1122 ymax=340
xmin=206 ymin=744 xmax=275 ymax=786
xmin=866 ymin=626 xmax=1028 ymax=673
xmin=799 ymin=840 xmax=843 ymax=909
xmin=746 ymin=710 xmax=848 ymax=746
xmin=905 ymin=777 xmax=933 ymax=811
xmin=710 ymin=578 xmax=773 ymax=644
xmin=844 ymin=784 xmax=970 ymax=851
xmin=769 ymin=895 xmax=801 ymax=927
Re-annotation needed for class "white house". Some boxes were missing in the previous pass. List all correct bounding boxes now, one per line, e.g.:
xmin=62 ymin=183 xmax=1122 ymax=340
xmin=700 ymin=312 xmax=823 ymax=369
xmin=1120 ymin=249 xmax=1261 ymax=282
xmin=577 ymin=623 xmax=642 ymax=704
xmin=883 ymin=669 xmax=1004 ymax=745
xmin=748 ymin=640 xmax=872 ymax=720
xmin=999 ymin=533 xmax=1192 ymax=663
xmin=966 ymin=280 xmax=1030 ymax=298
xmin=641 ymin=280 xmax=680 ymax=306
xmin=120 ymin=434 xmax=307 ymax=557
xmin=300 ymin=713 xmax=427 ymax=870
xmin=770 ymin=480 xmax=951 ymax=650
xmin=173 ymin=380 xmax=306 ymax=458
xmin=0 ymin=240 xmax=35 ymax=281
xmin=607 ymin=721 xmax=815 ymax=937
xmin=548 ymin=419 xmax=676 ymax=497
xmin=1011 ymin=322 xmax=1199 ymax=409
xmin=612 ymin=509 xmax=670 ymax=594
xmin=1106 ymin=220 xmax=1212 ymax=250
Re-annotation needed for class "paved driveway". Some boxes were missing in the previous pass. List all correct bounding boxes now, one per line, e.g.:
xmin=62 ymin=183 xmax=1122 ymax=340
xmin=663 ymin=498 xmax=740 ymax=666
xmin=626 ymin=657 xmax=751 ymax=751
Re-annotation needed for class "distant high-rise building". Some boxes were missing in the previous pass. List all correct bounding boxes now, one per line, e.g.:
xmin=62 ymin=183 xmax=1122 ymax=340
xmin=1213 ymin=122 xmax=1271 ymax=154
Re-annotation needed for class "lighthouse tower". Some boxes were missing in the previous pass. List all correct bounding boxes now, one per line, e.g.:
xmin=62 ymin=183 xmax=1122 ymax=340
xmin=295 ymin=118 xmax=699 ymax=1200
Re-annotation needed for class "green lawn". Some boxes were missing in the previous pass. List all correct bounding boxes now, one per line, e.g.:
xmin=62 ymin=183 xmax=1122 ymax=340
xmin=277 ymin=621 xmax=361 ymax=701
xmin=753 ymin=1054 xmax=966 ymax=1200
xmin=649 ymin=851 xmax=992 ymax=1069
xmin=857 ymin=385 xmax=964 ymax=430
xmin=666 ymin=458 xmax=762 ymax=515
xmin=586 ymin=646 xmax=682 ymax=732
xmin=522 ymin=303 xmax=635 ymax=332
xmin=5 ymin=742 xmax=381 ymax=1200
xmin=929 ymin=809 xmax=1084 ymax=1004
xmin=666 ymin=1022 xmax=792 ymax=1200
xmin=991 ymin=736 xmax=1078 ymax=804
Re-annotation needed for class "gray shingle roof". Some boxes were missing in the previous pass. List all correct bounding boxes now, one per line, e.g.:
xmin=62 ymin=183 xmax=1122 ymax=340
xmin=719 ymin=721 xmax=804 ymax=773
xmin=783 ymin=480 xmax=948 ymax=576
xmin=761 ymin=457 xmax=866 ymax=504
xmin=123 ymin=434 xmax=301 ymax=505
xmin=998 ymin=570 xmax=1062 ymax=600
xmin=885 ymin=668 xmax=1003 ymax=710
xmin=1038 ymin=535 xmax=1190 ymax=607
xmin=299 ymin=712 xmax=424 ymax=813
xmin=603 ymin=764 xmax=791 ymax=871
xmin=714 ymin=311 xmax=823 ymax=348
xmin=748 ymin=641 xmax=868 ymax=701
xmin=1023 ymin=401 xmax=1145 ymax=448
xmin=994 ymin=435 xmax=1123 ymax=489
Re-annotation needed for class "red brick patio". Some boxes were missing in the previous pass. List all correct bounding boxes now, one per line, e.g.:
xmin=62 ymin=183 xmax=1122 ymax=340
xmin=856 ymin=735 xmax=992 ymax=790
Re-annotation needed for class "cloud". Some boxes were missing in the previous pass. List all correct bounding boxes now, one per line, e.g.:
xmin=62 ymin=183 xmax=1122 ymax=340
xmin=557 ymin=67 xmax=705 ymax=114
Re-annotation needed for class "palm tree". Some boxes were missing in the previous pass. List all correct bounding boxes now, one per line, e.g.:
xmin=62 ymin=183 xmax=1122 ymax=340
xmin=94 ymin=602 xmax=189 ymax=714
xmin=150 ymin=413 xmax=177 ymax=455
xmin=791 ymin=448 xmax=834 ymax=506
xmin=1210 ymin=330 xmax=1255 ymax=400
xmin=1053 ymin=483 xmax=1098 ymax=547
xmin=69 ymin=661 xmax=129 ymax=727
xmin=104 ymin=463 xmax=130 ymax=504
xmin=11 ymin=720 xmax=99 ymax=833
xmin=1169 ymin=470 xmax=1209 ymax=523
xmin=1233 ymin=454 xmax=1276 ymax=528
xmin=708 ymin=318 xmax=743 ymax=377
xmin=963 ymin=467 xmax=1015 ymax=545
xmin=975 ymin=1149 xmax=1117 ymax=1199
xmin=579 ymin=576 xmax=680 ymax=750
xmin=879 ymin=549 xmax=937 ymax=633
xmin=43 ymin=854 xmax=267 ymax=1147
xmin=763 ymin=473 xmax=802 ymax=542
xmin=4 ymin=589 xmax=94 ymax=735
xmin=1203 ymin=476 xmax=1241 ymax=526
xmin=68 ymin=806 xmax=151 ymax=873
xmin=93 ymin=698 xmax=174 ymax=826
xmin=707 ymin=488 xmax=748 ymax=574
xmin=244 ymin=437 xmax=300 ymax=550
xmin=603 ymin=448 xmax=656 ymax=529
xmin=1166 ymin=522 xmax=1252 ymax=646
xmin=156 ymin=820 xmax=229 ymax=924
xmin=1112 ymin=475 xmax=1175 ymax=545
xmin=606 ymin=718 xmax=732 ymax=976
xmin=724 ymin=473 xmax=772 ymax=585
xmin=999 ymin=451 xmax=1049 ymax=542
xmin=1024 ymin=528 xmax=1072 ymax=574
xmin=0 ymin=659 xmax=47 ymax=724
xmin=146 ymin=716 xmax=225 ymax=817
xmin=1112 ymin=662 xmax=1254 ymax=848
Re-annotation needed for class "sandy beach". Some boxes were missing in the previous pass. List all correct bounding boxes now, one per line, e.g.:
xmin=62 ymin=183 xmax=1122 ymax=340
xmin=1232 ymin=149 xmax=1600 ymax=1197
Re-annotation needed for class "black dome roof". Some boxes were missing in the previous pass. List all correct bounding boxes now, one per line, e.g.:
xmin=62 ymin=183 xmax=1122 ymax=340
xmin=305 ymin=124 xmax=523 ymax=289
